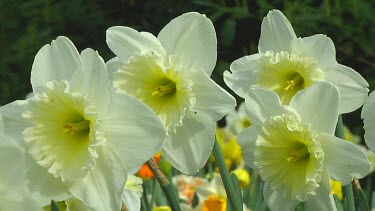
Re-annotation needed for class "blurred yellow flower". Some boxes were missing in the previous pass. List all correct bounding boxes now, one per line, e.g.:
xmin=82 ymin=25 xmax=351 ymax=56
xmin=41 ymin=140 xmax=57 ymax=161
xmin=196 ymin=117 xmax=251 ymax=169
xmin=172 ymin=175 xmax=208 ymax=206
xmin=225 ymin=102 xmax=252 ymax=134
xmin=215 ymin=127 xmax=242 ymax=169
xmin=202 ymin=195 xmax=226 ymax=211
xmin=343 ymin=125 xmax=361 ymax=144
xmin=233 ymin=168 xmax=250 ymax=189
xmin=330 ymin=180 xmax=343 ymax=200
xmin=154 ymin=206 xmax=172 ymax=211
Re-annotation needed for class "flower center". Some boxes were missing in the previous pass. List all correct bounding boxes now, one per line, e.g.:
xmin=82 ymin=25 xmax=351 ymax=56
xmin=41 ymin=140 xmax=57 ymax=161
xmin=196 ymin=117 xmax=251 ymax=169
xmin=254 ymin=51 xmax=325 ymax=104
xmin=152 ymin=81 xmax=176 ymax=97
xmin=285 ymin=73 xmax=304 ymax=91
xmin=241 ymin=118 xmax=252 ymax=128
xmin=113 ymin=50 xmax=194 ymax=132
xmin=64 ymin=118 xmax=90 ymax=135
xmin=202 ymin=195 xmax=226 ymax=211
xmin=286 ymin=143 xmax=309 ymax=162
xmin=254 ymin=114 xmax=324 ymax=201
xmin=23 ymin=81 xmax=101 ymax=183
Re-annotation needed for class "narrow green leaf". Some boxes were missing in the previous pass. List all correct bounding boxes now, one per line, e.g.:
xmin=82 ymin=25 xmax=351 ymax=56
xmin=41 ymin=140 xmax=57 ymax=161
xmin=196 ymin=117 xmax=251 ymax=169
xmin=192 ymin=192 xmax=199 ymax=208
xmin=231 ymin=173 xmax=243 ymax=207
xmin=213 ymin=139 xmax=242 ymax=211
xmin=220 ymin=18 xmax=236 ymax=47
xmin=358 ymin=188 xmax=370 ymax=211
xmin=333 ymin=194 xmax=344 ymax=211
xmin=50 ymin=200 xmax=60 ymax=211
xmin=335 ymin=115 xmax=356 ymax=211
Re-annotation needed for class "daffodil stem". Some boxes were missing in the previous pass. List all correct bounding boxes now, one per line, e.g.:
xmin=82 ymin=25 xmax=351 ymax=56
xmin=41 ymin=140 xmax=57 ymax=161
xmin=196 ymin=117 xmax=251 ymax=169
xmin=146 ymin=158 xmax=181 ymax=211
xmin=335 ymin=115 xmax=356 ymax=211
xmin=213 ymin=139 xmax=242 ymax=211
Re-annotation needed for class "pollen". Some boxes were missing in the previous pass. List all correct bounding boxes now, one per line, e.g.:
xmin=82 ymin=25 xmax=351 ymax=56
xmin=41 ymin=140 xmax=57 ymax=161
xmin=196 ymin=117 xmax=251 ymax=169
xmin=287 ymin=144 xmax=310 ymax=162
xmin=285 ymin=73 xmax=304 ymax=91
xmin=64 ymin=119 xmax=90 ymax=135
xmin=152 ymin=82 xmax=176 ymax=97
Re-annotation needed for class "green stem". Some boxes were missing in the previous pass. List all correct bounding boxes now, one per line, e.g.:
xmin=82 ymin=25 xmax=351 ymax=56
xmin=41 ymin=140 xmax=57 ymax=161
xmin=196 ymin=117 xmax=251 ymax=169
xmin=213 ymin=139 xmax=242 ymax=211
xmin=335 ymin=115 xmax=355 ymax=211
xmin=147 ymin=158 xmax=181 ymax=211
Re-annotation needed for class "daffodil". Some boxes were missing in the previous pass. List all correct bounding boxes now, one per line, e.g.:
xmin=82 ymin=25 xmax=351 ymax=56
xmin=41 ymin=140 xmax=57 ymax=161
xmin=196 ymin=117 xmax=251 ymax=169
xmin=343 ymin=125 xmax=361 ymax=144
xmin=0 ymin=114 xmax=41 ymax=211
xmin=106 ymin=12 xmax=236 ymax=174
xmin=225 ymin=102 xmax=252 ymax=134
xmin=238 ymin=82 xmax=370 ymax=210
xmin=215 ymin=127 xmax=242 ymax=169
xmin=122 ymin=175 xmax=143 ymax=211
xmin=172 ymin=174 xmax=209 ymax=206
xmin=1 ymin=36 xmax=166 ymax=210
xmin=232 ymin=168 xmax=250 ymax=189
xmin=224 ymin=9 xmax=368 ymax=114
xmin=362 ymin=91 xmax=375 ymax=151
xmin=196 ymin=175 xmax=227 ymax=211
xmin=330 ymin=179 xmax=343 ymax=200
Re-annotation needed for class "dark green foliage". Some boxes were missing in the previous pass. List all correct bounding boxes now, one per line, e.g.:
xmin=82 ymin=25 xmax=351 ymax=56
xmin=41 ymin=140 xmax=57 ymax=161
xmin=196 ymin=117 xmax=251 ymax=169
xmin=1 ymin=0 xmax=374 ymax=131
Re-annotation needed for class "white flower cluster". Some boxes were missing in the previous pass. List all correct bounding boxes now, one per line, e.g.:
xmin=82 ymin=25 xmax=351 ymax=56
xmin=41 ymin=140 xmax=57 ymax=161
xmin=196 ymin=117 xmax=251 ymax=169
xmin=1 ymin=9 xmax=375 ymax=211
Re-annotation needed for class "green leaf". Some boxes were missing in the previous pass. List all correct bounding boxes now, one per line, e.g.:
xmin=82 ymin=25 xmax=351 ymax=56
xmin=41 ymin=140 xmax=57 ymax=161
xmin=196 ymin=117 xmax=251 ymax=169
xmin=50 ymin=200 xmax=61 ymax=211
xmin=213 ymin=139 xmax=242 ymax=211
xmin=220 ymin=18 xmax=236 ymax=47
xmin=333 ymin=194 xmax=344 ymax=211
xmin=231 ymin=173 xmax=244 ymax=207
xmin=358 ymin=188 xmax=370 ymax=211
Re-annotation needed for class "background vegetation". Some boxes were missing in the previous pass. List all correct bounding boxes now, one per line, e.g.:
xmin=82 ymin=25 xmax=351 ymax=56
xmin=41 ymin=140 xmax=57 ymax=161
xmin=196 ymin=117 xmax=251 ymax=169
xmin=1 ymin=0 xmax=374 ymax=132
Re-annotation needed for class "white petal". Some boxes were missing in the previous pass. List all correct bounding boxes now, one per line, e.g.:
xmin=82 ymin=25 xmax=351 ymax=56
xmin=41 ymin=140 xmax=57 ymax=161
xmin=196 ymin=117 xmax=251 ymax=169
xmin=122 ymin=189 xmax=141 ymax=211
xmin=258 ymin=10 xmax=297 ymax=53
xmin=101 ymin=92 xmax=166 ymax=173
xmin=304 ymin=170 xmax=337 ymax=211
xmin=31 ymin=36 xmax=81 ymax=93
xmin=326 ymin=64 xmax=369 ymax=113
xmin=263 ymin=181 xmax=299 ymax=211
xmin=106 ymin=26 xmax=165 ymax=62
xmin=191 ymin=68 xmax=236 ymax=121
xmin=0 ymin=100 xmax=29 ymax=143
xmin=25 ymin=154 xmax=70 ymax=206
xmin=290 ymin=35 xmax=337 ymax=69
xmin=244 ymin=88 xmax=286 ymax=125
xmin=106 ymin=57 xmax=122 ymax=81
xmin=223 ymin=54 xmax=261 ymax=98
xmin=0 ymin=136 xmax=24 ymax=191
xmin=66 ymin=198 xmax=95 ymax=211
xmin=75 ymin=48 xmax=112 ymax=113
xmin=318 ymin=133 xmax=370 ymax=185
xmin=237 ymin=126 xmax=258 ymax=168
xmin=157 ymin=12 xmax=217 ymax=75
xmin=69 ymin=144 xmax=126 ymax=211
xmin=162 ymin=114 xmax=215 ymax=175
xmin=289 ymin=81 xmax=339 ymax=134
xmin=363 ymin=92 xmax=375 ymax=151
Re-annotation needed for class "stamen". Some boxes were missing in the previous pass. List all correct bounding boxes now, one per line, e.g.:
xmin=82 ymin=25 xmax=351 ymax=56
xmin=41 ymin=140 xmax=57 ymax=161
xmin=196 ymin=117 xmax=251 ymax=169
xmin=287 ymin=146 xmax=309 ymax=162
xmin=285 ymin=74 xmax=303 ymax=91
xmin=152 ymin=82 xmax=176 ymax=97
xmin=64 ymin=120 xmax=90 ymax=135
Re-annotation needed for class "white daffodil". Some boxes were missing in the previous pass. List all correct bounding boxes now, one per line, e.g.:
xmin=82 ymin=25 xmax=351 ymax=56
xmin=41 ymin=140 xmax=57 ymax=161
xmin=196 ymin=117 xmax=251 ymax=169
xmin=362 ymin=91 xmax=375 ymax=152
xmin=225 ymin=101 xmax=251 ymax=134
xmin=1 ymin=36 xmax=166 ymax=211
xmin=0 ymin=114 xmax=42 ymax=211
xmin=224 ymin=9 xmax=368 ymax=114
xmin=106 ymin=12 xmax=236 ymax=174
xmin=196 ymin=175 xmax=227 ymax=211
xmin=122 ymin=175 xmax=143 ymax=211
xmin=172 ymin=174 xmax=209 ymax=206
xmin=238 ymin=82 xmax=370 ymax=211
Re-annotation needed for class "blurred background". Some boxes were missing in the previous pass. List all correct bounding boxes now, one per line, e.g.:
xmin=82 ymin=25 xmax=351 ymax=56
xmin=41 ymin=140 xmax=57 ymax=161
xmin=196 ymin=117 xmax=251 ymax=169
xmin=1 ymin=0 xmax=374 ymax=133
